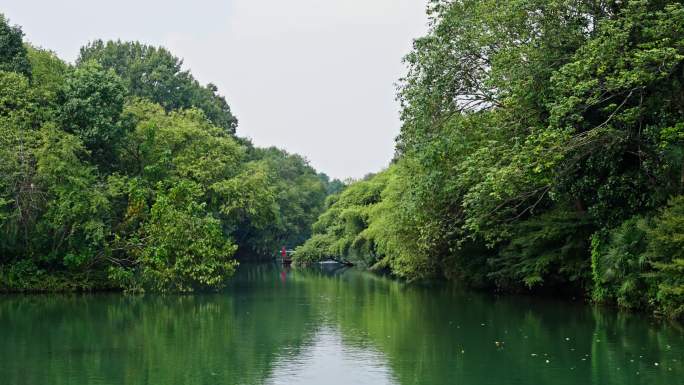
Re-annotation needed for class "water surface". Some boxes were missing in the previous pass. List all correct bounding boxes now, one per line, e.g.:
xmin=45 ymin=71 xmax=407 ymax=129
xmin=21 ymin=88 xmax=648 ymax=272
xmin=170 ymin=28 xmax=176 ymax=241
xmin=1 ymin=264 xmax=682 ymax=385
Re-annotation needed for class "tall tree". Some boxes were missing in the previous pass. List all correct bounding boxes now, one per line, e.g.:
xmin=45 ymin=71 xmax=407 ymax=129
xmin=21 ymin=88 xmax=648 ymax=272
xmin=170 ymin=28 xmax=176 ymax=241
xmin=57 ymin=61 xmax=126 ymax=167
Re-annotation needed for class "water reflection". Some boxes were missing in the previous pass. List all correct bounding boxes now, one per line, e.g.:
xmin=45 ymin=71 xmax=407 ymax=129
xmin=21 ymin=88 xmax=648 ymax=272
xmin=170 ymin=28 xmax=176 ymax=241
xmin=267 ymin=327 xmax=397 ymax=385
xmin=0 ymin=264 xmax=682 ymax=385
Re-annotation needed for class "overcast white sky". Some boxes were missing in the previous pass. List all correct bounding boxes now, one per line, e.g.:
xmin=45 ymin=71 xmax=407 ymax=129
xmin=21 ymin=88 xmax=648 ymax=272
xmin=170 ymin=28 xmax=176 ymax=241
xmin=0 ymin=0 xmax=428 ymax=179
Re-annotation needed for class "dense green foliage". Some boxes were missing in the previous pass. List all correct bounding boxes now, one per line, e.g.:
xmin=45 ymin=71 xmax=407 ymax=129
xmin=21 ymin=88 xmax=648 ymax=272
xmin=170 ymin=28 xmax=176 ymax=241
xmin=78 ymin=40 xmax=238 ymax=134
xmin=295 ymin=170 xmax=391 ymax=267
xmin=0 ymin=16 xmax=338 ymax=292
xmin=296 ymin=0 xmax=684 ymax=318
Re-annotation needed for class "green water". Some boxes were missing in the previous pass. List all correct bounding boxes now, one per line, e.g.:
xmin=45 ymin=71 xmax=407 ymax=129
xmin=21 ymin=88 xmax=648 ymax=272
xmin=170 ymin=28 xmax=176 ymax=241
xmin=1 ymin=264 xmax=682 ymax=385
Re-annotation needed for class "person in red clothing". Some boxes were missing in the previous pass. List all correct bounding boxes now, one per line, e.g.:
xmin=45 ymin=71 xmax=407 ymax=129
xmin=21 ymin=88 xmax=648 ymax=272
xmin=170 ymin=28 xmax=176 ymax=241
xmin=281 ymin=247 xmax=287 ymax=258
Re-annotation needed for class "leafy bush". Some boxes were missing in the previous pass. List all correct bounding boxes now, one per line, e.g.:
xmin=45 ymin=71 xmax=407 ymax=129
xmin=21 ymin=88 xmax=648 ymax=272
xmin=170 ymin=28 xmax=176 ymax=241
xmin=592 ymin=196 xmax=684 ymax=318
xmin=110 ymin=182 xmax=238 ymax=292
xmin=490 ymin=208 xmax=593 ymax=293
xmin=647 ymin=196 xmax=684 ymax=318
xmin=591 ymin=217 xmax=652 ymax=310
xmin=293 ymin=233 xmax=335 ymax=265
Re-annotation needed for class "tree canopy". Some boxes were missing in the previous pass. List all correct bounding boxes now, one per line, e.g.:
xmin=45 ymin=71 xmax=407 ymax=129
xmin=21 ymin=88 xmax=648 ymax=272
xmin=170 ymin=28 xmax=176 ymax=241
xmin=78 ymin=40 xmax=238 ymax=134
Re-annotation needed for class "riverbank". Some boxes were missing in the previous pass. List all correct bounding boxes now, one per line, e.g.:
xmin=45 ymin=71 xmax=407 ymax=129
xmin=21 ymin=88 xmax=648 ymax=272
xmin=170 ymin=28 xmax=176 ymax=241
xmin=0 ymin=262 xmax=118 ymax=293
xmin=1 ymin=259 xmax=677 ymax=326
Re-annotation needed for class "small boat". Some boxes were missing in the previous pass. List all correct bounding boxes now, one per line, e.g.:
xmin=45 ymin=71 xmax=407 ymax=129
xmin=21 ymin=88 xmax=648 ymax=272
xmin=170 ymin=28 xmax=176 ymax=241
xmin=280 ymin=247 xmax=294 ymax=265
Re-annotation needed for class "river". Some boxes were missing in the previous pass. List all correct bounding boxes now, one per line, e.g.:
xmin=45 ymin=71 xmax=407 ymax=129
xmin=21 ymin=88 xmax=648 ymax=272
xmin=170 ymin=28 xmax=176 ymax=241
xmin=1 ymin=264 xmax=682 ymax=385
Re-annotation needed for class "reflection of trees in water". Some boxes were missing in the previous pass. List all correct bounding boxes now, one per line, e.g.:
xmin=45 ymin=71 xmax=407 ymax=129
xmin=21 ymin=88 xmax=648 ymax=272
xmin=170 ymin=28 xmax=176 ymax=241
xmin=0 ymin=265 xmax=682 ymax=385
xmin=0 ymin=280 xmax=319 ymax=384
xmin=289 ymin=267 xmax=684 ymax=385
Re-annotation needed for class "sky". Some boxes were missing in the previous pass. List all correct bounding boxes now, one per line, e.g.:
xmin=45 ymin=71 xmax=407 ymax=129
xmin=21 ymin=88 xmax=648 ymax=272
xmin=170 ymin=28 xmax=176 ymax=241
xmin=0 ymin=0 xmax=428 ymax=179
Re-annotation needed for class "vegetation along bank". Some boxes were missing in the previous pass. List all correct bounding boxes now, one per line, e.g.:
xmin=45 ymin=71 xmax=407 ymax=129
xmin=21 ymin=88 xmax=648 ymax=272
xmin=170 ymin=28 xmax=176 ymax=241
xmin=294 ymin=0 xmax=684 ymax=320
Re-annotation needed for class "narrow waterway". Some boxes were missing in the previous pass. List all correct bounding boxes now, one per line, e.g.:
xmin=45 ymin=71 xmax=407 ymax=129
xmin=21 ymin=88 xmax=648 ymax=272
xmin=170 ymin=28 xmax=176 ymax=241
xmin=1 ymin=264 xmax=682 ymax=385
